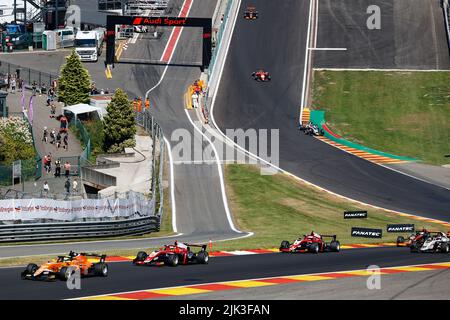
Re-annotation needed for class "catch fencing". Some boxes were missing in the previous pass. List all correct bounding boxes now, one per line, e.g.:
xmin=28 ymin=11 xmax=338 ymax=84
xmin=135 ymin=109 xmax=165 ymax=218
xmin=0 ymin=60 xmax=58 ymax=90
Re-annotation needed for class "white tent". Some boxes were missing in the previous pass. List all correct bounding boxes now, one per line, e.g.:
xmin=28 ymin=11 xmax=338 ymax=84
xmin=62 ymin=103 xmax=104 ymax=121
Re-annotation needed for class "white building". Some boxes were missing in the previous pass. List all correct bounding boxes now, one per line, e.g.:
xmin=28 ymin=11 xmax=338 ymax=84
xmin=0 ymin=0 xmax=16 ymax=24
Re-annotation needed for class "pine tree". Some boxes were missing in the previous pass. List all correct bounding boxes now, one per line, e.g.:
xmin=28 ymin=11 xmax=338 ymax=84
xmin=58 ymin=50 xmax=91 ymax=106
xmin=103 ymin=89 xmax=136 ymax=153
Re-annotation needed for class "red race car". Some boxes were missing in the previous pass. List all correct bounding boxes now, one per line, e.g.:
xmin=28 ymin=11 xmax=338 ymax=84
xmin=133 ymin=241 xmax=209 ymax=267
xmin=280 ymin=232 xmax=340 ymax=254
xmin=252 ymin=70 xmax=271 ymax=82
xmin=396 ymin=229 xmax=430 ymax=247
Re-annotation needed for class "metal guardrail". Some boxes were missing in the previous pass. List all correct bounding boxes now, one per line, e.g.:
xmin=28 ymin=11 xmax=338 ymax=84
xmin=0 ymin=217 xmax=160 ymax=242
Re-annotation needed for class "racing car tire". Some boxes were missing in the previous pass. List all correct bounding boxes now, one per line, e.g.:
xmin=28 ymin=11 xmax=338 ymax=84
xmin=280 ymin=240 xmax=290 ymax=250
xmin=440 ymin=243 xmax=449 ymax=253
xmin=410 ymin=243 xmax=419 ymax=253
xmin=25 ymin=263 xmax=38 ymax=275
xmin=329 ymin=240 xmax=340 ymax=252
xmin=396 ymin=236 xmax=405 ymax=247
xmin=309 ymin=243 xmax=319 ymax=254
xmin=136 ymin=251 xmax=148 ymax=261
xmin=196 ymin=251 xmax=209 ymax=264
xmin=58 ymin=267 xmax=72 ymax=280
xmin=94 ymin=263 xmax=108 ymax=277
xmin=166 ymin=254 xmax=179 ymax=267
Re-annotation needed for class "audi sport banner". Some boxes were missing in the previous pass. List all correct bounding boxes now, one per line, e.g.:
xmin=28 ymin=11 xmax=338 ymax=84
xmin=344 ymin=211 xmax=368 ymax=219
xmin=387 ymin=224 xmax=414 ymax=233
xmin=0 ymin=193 xmax=155 ymax=221
xmin=351 ymin=227 xmax=382 ymax=238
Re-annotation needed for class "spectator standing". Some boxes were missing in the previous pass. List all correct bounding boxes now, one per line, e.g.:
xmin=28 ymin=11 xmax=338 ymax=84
xmin=50 ymin=103 xmax=56 ymax=118
xmin=72 ymin=179 xmax=78 ymax=194
xmin=65 ymin=178 xmax=71 ymax=194
xmin=64 ymin=161 xmax=71 ymax=177
xmin=10 ymin=77 xmax=16 ymax=93
xmin=63 ymin=133 xmax=69 ymax=150
xmin=145 ymin=98 xmax=150 ymax=110
xmin=43 ymin=181 xmax=50 ymax=195
xmin=50 ymin=129 xmax=56 ymax=145
xmin=60 ymin=115 xmax=68 ymax=133
xmin=32 ymin=81 xmax=37 ymax=96
xmin=18 ymin=78 xmax=23 ymax=92
xmin=56 ymin=132 xmax=62 ymax=149
xmin=42 ymin=126 xmax=48 ymax=143
xmin=54 ymin=159 xmax=61 ymax=178
xmin=46 ymin=153 xmax=52 ymax=174
xmin=43 ymin=155 xmax=49 ymax=173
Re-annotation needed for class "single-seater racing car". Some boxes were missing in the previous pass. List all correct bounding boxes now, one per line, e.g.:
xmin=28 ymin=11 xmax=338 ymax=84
xmin=244 ymin=6 xmax=258 ymax=20
xmin=280 ymin=232 xmax=340 ymax=254
xmin=410 ymin=231 xmax=449 ymax=253
xmin=396 ymin=228 xmax=430 ymax=247
xmin=252 ymin=70 xmax=271 ymax=82
xmin=133 ymin=241 xmax=209 ymax=267
xmin=21 ymin=251 xmax=108 ymax=281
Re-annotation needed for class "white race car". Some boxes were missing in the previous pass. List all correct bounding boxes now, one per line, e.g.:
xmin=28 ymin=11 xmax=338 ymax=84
xmin=411 ymin=231 xmax=449 ymax=253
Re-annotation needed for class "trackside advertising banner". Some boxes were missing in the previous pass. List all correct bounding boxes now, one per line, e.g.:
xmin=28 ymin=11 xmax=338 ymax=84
xmin=351 ymin=227 xmax=382 ymax=238
xmin=387 ymin=224 xmax=414 ymax=233
xmin=0 ymin=193 xmax=155 ymax=221
xmin=344 ymin=211 xmax=368 ymax=219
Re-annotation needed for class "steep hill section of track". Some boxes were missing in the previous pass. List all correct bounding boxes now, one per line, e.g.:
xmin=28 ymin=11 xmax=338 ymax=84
xmin=213 ymin=0 xmax=450 ymax=222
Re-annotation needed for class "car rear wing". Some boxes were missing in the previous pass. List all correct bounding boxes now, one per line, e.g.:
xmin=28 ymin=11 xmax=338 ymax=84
xmin=80 ymin=253 xmax=107 ymax=262
xmin=186 ymin=244 xmax=208 ymax=251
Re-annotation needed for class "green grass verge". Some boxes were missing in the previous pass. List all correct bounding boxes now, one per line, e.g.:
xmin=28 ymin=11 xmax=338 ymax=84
xmin=209 ymin=164 xmax=446 ymax=251
xmin=312 ymin=70 xmax=450 ymax=165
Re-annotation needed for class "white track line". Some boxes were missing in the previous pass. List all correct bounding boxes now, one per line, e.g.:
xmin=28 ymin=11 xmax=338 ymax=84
xmin=309 ymin=47 xmax=347 ymax=50
xmin=184 ymin=109 xmax=243 ymax=234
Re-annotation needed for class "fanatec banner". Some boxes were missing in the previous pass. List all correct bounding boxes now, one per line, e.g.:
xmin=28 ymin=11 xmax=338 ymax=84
xmin=387 ymin=224 xmax=415 ymax=233
xmin=344 ymin=211 xmax=368 ymax=219
xmin=351 ymin=227 xmax=382 ymax=239
xmin=0 ymin=192 xmax=154 ymax=221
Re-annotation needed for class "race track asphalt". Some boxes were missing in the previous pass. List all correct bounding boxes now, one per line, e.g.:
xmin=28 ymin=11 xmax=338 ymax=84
xmin=1 ymin=247 xmax=449 ymax=300
xmin=213 ymin=0 xmax=450 ymax=222
xmin=314 ymin=0 xmax=450 ymax=70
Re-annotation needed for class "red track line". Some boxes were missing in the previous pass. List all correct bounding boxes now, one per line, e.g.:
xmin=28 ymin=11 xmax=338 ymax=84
xmin=161 ymin=0 xmax=193 ymax=62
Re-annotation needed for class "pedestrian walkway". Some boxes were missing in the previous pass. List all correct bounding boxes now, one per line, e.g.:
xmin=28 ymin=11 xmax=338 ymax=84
xmin=6 ymin=89 xmax=84 ymax=195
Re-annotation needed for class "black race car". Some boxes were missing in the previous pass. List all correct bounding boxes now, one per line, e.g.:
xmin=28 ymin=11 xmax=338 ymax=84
xmin=244 ymin=6 xmax=258 ymax=20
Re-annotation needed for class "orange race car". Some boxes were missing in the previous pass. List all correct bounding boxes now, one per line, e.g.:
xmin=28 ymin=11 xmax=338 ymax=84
xmin=21 ymin=251 xmax=108 ymax=281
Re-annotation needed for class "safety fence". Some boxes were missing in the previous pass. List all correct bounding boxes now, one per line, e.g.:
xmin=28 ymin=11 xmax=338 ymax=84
xmin=208 ymin=0 xmax=232 ymax=80
xmin=135 ymin=110 xmax=165 ymax=218
xmin=0 ymin=217 xmax=160 ymax=243
xmin=0 ymin=60 xmax=59 ymax=91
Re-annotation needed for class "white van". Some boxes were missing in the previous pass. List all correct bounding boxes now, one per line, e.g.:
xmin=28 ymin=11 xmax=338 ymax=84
xmin=56 ymin=28 xmax=75 ymax=48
